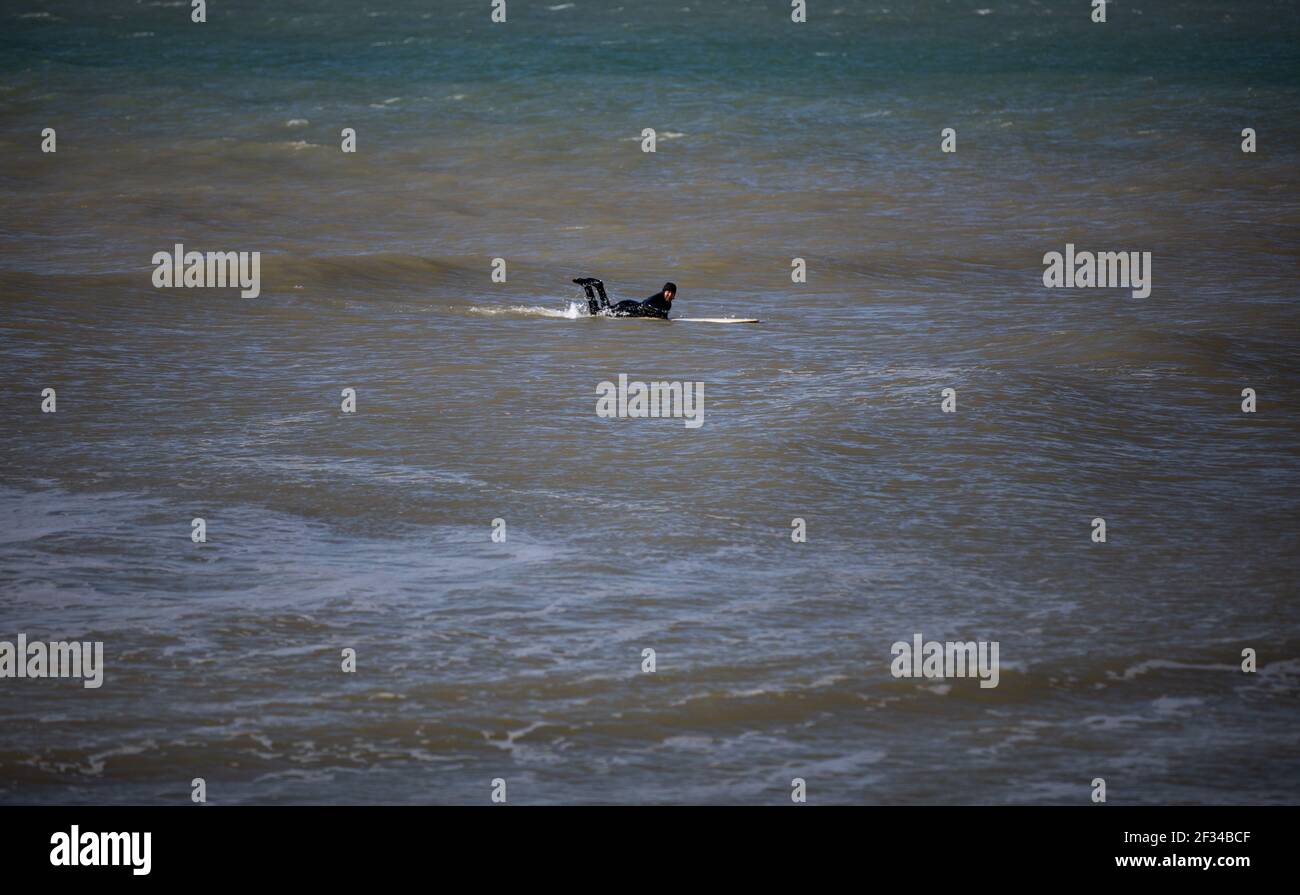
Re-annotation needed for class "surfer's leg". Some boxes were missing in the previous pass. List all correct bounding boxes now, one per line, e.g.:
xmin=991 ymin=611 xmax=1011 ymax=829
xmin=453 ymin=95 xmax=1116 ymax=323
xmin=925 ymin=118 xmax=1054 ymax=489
xmin=592 ymin=280 xmax=612 ymax=310
xmin=573 ymin=278 xmax=600 ymax=315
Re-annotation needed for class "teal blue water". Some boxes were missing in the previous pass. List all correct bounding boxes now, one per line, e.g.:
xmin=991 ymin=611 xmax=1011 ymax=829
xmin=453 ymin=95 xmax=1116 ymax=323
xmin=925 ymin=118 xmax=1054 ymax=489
xmin=1 ymin=0 xmax=1298 ymax=804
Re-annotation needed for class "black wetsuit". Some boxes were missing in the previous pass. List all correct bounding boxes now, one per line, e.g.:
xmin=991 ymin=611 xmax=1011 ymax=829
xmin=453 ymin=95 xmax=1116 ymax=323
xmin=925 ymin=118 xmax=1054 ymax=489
xmin=575 ymin=278 xmax=672 ymax=319
xmin=609 ymin=293 xmax=671 ymax=318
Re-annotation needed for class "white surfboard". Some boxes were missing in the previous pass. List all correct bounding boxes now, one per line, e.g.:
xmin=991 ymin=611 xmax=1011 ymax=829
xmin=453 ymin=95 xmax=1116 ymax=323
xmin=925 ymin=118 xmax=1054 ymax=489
xmin=672 ymin=317 xmax=761 ymax=324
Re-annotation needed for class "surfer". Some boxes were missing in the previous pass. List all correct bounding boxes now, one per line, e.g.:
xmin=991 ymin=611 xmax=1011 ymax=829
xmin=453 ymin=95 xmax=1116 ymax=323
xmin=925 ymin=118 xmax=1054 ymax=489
xmin=574 ymin=278 xmax=676 ymax=318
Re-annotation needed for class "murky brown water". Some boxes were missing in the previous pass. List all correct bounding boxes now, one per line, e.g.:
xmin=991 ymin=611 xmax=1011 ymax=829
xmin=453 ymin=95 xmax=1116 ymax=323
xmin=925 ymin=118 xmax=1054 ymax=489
xmin=1 ymin=0 xmax=1298 ymax=804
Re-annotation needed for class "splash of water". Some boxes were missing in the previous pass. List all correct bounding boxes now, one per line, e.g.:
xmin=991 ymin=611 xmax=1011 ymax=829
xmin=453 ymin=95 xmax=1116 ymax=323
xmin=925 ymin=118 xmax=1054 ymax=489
xmin=465 ymin=302 xmax=583 ymax=319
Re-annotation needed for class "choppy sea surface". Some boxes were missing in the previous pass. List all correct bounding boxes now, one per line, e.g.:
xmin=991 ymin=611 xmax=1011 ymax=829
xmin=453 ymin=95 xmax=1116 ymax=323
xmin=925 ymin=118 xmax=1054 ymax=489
xmin=1 ymin=0 xmax=1298 ymax=804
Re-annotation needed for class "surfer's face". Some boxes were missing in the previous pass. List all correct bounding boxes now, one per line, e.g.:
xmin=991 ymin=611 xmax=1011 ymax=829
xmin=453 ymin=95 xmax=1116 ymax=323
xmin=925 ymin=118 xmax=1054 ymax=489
xmin=663 ymin=290 xmax=675 ymax=301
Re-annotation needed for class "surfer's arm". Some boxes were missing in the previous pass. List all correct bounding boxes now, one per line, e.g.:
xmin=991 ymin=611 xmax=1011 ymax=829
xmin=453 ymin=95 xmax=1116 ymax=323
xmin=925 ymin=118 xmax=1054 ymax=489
xmin=639 ymin=296 xmax=671 ymax=318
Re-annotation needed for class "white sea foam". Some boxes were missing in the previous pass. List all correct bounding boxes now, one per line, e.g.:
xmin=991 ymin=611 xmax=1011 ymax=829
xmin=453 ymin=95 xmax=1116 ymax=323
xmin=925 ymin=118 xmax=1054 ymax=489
xmin=621 ymin=131 xmax=686 ymax=141
xmin=466 ymin=302 xmax=582 ymax=319
xmin=1111 ymin=659 xmax=1237 ymax=680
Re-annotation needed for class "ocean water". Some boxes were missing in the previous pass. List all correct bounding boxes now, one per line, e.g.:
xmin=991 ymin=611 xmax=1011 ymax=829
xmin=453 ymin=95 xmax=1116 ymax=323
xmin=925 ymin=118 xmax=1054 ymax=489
xmin=1 ymin=0 xmax=1298 ymax=804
